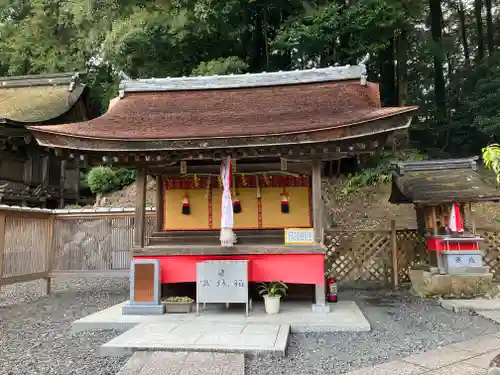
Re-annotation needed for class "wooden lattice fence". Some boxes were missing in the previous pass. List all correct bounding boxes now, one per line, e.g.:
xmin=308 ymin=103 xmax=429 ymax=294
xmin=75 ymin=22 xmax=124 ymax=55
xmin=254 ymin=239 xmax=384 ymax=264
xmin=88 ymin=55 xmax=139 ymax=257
xmin=324 ymin=228 xmax=428 ymax=284
xmin=477 ymin=229 xmax=500 ymax=279
xmin=325 ymin=230 xmax=392 ymax=283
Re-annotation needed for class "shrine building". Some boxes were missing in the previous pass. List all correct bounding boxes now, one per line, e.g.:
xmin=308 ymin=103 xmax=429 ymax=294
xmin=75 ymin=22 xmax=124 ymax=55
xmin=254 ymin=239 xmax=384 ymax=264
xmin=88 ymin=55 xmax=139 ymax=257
xmin=28 ymin=62 xmax=418 ymax=309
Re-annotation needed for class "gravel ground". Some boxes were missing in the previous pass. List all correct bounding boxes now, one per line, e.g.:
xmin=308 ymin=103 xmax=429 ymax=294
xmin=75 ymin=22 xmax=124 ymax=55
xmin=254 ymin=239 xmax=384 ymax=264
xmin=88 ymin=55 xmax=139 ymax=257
xmin=0 ymin=277 xmax=129 ymax=375
xmin=2 ymin=279 xmax=500 ymax=375
xmin=246 ymin=288 xmax=500 ymax=375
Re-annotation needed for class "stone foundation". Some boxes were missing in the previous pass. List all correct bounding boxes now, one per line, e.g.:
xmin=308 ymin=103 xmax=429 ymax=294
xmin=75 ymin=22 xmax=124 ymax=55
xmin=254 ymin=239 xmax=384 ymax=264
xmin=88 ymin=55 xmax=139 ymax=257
xmin=409 ymin=269 xmax=493 ymax=299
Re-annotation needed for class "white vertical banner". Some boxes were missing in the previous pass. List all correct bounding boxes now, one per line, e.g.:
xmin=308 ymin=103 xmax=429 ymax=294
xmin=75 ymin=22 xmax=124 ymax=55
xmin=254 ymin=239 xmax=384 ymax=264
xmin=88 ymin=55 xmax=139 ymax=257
xmin=220 ymin=155 xmax=235 ymax=246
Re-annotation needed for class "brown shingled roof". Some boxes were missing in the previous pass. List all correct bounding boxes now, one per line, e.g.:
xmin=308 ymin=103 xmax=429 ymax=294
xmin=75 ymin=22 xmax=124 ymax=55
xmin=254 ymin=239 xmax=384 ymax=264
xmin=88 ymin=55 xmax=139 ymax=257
xmin=30 ymin=80 xmax=417 ymax=140
xmin=389 ymin=159 xmax=500 ymax=204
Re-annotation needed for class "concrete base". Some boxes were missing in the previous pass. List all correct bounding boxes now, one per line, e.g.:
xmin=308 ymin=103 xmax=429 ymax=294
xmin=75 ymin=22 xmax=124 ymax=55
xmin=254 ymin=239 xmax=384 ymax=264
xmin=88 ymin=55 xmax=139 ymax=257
xmin=72 ymin=300 xmax=370 ymax=333
xmin=409 ymin=269 xmax=493 ymax=299
xmin=122 ymin=303 xmax=165 ymax=315
xmin=101 ymin=322 xmax=289 ymax=358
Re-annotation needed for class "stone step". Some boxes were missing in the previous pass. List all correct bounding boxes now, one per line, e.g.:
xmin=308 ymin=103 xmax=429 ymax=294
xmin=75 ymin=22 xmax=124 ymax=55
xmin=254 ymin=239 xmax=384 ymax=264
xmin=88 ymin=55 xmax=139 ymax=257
xmin=101 ymin=322 xmax=289 ymax=358
xmin=116 ymin=351 xmax=244 ymax=375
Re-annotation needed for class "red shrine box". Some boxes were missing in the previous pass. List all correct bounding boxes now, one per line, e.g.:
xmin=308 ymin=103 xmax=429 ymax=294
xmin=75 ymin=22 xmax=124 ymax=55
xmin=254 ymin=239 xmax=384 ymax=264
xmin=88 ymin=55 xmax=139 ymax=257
xmin=426 ymin=236 xmax=483 ymax=252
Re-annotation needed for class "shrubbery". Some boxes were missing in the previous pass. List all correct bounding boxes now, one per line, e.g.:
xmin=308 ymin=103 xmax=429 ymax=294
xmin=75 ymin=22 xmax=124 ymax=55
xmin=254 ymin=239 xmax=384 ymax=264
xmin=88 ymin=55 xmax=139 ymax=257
xmin=86 ymin=166 xmax=136 ymax=194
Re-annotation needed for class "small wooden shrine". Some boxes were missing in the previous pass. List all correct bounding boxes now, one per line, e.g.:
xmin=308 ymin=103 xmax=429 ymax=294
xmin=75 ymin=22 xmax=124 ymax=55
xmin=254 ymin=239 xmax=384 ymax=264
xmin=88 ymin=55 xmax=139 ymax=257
xmin=390 ymin=158 xmax=500 ymax=296
xmin=0 ymin=72 xmax=89 ymax=207
xmin=28 ymin=62 xmax=417 ymax=310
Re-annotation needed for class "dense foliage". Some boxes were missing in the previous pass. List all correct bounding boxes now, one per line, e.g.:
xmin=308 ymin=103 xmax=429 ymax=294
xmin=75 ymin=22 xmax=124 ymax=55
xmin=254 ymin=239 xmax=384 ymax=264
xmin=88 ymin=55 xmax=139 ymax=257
xmin=86 ymin=166 xmax=136 ymax=194
xmin=1 ymin=0 xmax=499 ymax=194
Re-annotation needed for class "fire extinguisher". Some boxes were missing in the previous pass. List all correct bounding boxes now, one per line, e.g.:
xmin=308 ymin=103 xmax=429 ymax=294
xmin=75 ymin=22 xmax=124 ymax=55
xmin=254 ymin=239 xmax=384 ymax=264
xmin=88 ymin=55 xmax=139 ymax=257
xmin=327 ymin=276 xmax=338 ymax=303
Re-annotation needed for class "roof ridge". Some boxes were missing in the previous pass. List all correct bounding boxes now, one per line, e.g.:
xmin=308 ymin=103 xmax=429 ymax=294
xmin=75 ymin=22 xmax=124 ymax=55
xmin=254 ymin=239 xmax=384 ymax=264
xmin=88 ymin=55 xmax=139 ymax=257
xmin=0 ymin=71 xmax=85 ymax=89
xmin=119 ymin=63 xmax=369 ymax=93
xmin=395 ymin=157 xmax=479 ymax=175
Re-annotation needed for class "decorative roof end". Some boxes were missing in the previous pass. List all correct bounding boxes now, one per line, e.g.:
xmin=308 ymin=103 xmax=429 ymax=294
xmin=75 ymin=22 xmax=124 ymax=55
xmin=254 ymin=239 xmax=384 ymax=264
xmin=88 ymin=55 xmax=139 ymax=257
xmin=358 ymin=53 xmax=370 ymax=86
xmin=68 ymin=72 xmax=81 ymax=92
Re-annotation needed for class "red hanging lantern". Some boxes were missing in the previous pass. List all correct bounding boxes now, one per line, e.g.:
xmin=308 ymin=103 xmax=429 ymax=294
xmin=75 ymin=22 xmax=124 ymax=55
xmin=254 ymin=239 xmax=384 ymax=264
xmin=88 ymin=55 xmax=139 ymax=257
xmin=182 ymin=193 xmax=190 ymax=215
xmin=233 ymin=196 xmax=242 ymax=213
xmin=281 ymin=187 xmax=289 ymax=214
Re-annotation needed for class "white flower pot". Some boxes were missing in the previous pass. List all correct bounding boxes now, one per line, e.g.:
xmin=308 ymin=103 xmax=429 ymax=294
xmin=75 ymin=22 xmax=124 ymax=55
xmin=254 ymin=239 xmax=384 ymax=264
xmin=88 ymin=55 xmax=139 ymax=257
xmin=263 ymin=295 xmax=281 ymax=314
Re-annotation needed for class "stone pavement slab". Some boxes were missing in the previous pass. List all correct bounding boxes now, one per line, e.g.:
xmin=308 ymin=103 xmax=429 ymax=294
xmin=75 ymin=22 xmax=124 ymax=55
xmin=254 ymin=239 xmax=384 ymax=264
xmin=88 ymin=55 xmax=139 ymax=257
xmin=476 ymin=310 xmax=500 ymax=324
xmin=336 ymin=360 xmax=428 ymax=375
xmin=440 ymin=299 xmax=500 ymax=312
xmin=463 ymin=349 xmax=500 ymax=369
xmin=448 ymin=336 xmax=500 ymax=354
xmin=115 ymin=351 xmax=244 ymax=375
xmin=101 ymin=322 xmax=289 ymax=357
xmin=424 ymin=362 xmax=485 ymax=375
xmin=401 ymin=346 xmax=476 ymax=369
xmin=341 ymin=332 xmax=500 ymax=375
xmin=73 ymin=300 xmax=370 ymax=333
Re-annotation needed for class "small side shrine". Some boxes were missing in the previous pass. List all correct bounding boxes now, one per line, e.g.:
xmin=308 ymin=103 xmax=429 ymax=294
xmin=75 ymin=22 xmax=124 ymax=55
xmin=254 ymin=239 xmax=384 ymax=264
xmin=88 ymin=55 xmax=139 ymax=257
xmin=28 ymin=61 xmax=417 ymax=314
xmin=390 ymin=157 xmax=500 ymax=297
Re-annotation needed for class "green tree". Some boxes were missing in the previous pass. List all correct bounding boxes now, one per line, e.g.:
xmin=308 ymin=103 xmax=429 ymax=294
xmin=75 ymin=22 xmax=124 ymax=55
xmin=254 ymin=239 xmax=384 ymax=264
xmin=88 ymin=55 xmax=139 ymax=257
xmin=191 ymin=57 xmax=248 ymax=76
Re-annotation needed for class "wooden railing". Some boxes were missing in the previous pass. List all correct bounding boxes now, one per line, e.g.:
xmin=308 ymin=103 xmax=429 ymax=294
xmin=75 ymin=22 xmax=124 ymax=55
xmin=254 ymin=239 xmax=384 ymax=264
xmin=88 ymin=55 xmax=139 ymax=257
xmin=1 ymin=205 xmax=499 ymax=293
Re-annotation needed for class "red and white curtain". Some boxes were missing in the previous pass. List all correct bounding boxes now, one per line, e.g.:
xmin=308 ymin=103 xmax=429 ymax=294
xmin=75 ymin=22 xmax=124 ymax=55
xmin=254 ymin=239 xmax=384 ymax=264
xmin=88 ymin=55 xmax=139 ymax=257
xmin=220 ymin=155 xmax=235 ymax=246
xmin=449 ymin=203 xmax=464 ymax=233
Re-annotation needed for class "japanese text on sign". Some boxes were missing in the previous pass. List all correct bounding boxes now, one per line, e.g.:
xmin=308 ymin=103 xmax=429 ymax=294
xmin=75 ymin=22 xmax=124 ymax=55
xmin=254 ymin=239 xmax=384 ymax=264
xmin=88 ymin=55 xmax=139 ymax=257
xmin=285 ymin=228 xmax=314 ymax=244
xmin=196 ymin=260 xmax=249 ymax=304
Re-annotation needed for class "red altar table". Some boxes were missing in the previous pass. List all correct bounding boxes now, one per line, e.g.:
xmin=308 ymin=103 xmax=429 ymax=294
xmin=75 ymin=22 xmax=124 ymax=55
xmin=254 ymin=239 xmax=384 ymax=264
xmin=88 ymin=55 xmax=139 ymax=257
xmin=134 ymin=253 xmax=325 ymax=285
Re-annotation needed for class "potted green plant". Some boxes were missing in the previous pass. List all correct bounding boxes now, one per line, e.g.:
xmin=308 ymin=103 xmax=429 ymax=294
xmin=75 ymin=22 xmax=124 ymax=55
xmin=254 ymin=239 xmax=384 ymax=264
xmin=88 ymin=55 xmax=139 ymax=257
xmin=163 ymin=296 xmax=194 ymax=313
xmin=258 ymin=281 xmax=288 ymax=314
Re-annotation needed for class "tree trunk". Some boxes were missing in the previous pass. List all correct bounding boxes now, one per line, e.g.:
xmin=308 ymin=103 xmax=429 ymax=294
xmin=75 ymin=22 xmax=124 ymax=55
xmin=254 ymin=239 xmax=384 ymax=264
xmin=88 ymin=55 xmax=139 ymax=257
xmin=396 ymin=28 xmax=408 ymax=106
xmin=485 ymin=0 xmax=494 ymax=55
xmin=379 ymin=37 xmax=397 ymax=106
xmin=457 ymin=0 xmax=470 ymax=65
xmin=474 ymin=0 xmax=485 ymax=61
xmin=429 ymin=0 xmax=446 ymax=118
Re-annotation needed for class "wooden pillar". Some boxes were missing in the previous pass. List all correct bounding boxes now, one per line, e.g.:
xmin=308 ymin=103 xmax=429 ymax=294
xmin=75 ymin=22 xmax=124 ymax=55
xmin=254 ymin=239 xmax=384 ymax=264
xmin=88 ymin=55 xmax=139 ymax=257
xmin=44 ymin=214 xmax=55 ymax=295
xmin=311 ymin=161 xmax=326 ymax=309
xmin=468 ymin=202 xmax=476 ymax=234
xmin=59 ymin=160 xmax=66 ymax=208
xmin=155 ymin=175 xmax=164 ymax=232
xmin=312 ymin=161 xmax=324 ymax=243
xmin=134 ymin=166 xmax=147 ymax=248
xmin=390 ymin=219 xmax=398 ymax=289
xmin=0 ymin=210 xmax=5 ymax=293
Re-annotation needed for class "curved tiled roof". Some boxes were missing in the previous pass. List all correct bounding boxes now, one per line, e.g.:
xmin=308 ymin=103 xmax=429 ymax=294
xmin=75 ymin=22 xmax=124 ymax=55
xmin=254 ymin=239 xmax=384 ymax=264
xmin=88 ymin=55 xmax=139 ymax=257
xmin=30 ymin=80 xmax=416 ymax=140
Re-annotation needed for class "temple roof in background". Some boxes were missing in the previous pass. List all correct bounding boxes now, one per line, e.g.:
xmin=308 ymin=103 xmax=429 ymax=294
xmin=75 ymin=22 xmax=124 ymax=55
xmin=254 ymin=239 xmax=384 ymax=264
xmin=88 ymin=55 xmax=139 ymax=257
xmin=0 ymin=72 xmax=86 ymax=124
xmin=389 ymin=157 xmax=500 ymax=204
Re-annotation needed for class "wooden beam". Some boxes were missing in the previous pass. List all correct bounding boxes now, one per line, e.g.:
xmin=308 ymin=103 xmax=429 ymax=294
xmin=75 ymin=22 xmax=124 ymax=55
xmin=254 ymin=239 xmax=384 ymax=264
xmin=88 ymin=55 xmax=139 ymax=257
xmin=155 ymin=175 xmax=164 ymax=232
xmin=134 ymin=166 xmax=147 ymax=248
xmin=149 ymin=162 xmax=312 ymax=176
